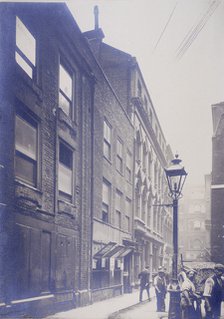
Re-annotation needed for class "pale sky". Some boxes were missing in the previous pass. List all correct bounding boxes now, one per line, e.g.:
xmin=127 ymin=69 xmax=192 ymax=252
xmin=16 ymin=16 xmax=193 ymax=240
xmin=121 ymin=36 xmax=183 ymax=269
xmin=67 ymin=0 xmax=224 ymax=188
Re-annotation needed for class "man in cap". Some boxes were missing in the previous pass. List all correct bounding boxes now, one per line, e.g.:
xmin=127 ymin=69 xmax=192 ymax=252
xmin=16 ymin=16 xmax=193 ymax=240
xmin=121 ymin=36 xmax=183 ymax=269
xmin=138 ymin=265 xmax=151 ymax=302
xmin=154 ymin=266 xmax=167 ymax=312
xmin=203 ymin=263 xmax=224 ymax=319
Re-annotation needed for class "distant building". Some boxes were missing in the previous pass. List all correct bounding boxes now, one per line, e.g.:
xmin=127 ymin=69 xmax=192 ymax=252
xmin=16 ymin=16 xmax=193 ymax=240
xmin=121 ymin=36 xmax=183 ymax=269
xmin=179 ymin=180 xmax=211 ymax=264
xmin=211 ymin=102 xmax=224 ymax=263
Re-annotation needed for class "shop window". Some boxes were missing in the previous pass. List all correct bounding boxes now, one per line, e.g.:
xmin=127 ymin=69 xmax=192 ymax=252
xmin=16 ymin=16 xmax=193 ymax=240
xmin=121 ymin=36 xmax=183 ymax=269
xmin=15 ymin=113 xmax=38 ymax=187
xmin=16 ymin=17 xmax=36 ymax=79
xmin=58 ymin=141 xmax=73 ymax=198
xmin=59 ymin=63 xmax=73 ymax=117
xmin=91 ymin=258 xmax=109 ymax=289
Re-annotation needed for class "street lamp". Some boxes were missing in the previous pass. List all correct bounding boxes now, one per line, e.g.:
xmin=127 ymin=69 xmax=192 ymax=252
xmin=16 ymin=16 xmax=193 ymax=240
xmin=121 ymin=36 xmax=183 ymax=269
xmin=164 ymin=154 xmax=187 ymax=319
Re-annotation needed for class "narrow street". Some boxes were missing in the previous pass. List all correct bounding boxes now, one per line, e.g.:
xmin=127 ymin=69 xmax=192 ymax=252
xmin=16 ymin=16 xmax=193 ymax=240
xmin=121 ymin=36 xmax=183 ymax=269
xmin=109 ymin=296 xmax=169 ymax=319
xmin=111 ymin=296 xmax=224 ymax=319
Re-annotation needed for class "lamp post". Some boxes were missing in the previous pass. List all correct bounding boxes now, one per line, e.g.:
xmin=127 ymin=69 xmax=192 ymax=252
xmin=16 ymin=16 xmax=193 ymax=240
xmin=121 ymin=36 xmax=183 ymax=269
xmin=164 ymin=154 xmax=187 ymax=319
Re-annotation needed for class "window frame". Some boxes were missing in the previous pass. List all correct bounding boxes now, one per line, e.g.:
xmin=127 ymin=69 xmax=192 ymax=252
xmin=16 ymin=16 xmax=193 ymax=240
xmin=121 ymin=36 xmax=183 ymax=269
xmin=115 ymin=190 xmax=123 ymax=229
xmin=103 ymin=120 xmax=112 ymax=161
xmin=15 ymin=16 xmax=36 ymax=79
xmin=125 ymin=197 xmax=132 ymax=232
xmin=59 ymin=60 xmax=74 ymax=118
xmin=102 ymin=179 xmax=111 ymax=223
xmin=15 ymin=112 xmax=39 ymax=187
xmin=126 ymin=150 xmax=132 ymax=182
xmin=116 ymin=138 xmax=123 ymax=174
xmin=58 ymin=140 xmax=74 ymax=200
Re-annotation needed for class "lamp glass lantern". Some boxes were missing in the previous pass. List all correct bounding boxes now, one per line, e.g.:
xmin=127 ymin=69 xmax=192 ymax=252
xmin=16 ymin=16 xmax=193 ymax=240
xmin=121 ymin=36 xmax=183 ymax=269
xmin=164 ymin=155 xmax=187 ymax=200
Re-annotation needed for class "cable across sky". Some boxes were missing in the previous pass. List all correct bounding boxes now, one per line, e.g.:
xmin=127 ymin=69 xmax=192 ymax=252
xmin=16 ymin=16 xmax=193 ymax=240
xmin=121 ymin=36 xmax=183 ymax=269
xmin=176 ymin=0 xmax=222 ymax=60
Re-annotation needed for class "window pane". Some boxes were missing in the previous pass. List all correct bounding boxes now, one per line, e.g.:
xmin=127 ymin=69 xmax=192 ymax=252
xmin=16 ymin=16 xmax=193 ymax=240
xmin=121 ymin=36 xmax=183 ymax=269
xmin=126 ymin=152 xmax=131 ymax=169
xmin=116 ymin=156 xmax=122 ymax=173
xmin=58 ymin=163 xmax=72 ymax=195
xmin=115 ymin=211 xmax=121 ymax=228
xmin=104 ymin=121 xmax=111 ymax=142
xmin=15 ymin=115 xmax=37 ymax=160
xmin=126 ymin=167 xmax=131 ymax=182
xmin=59 ymin=92 xmax=71 ymax=116
xmin=15 ymin=155 xmax=36 ymax=186
xmin=102 ymin=182 xmax=110 ymax=204
xmin=103 ymin=141 xmax=111 ymax=160
xmin=125 ymin=216 xmax=130 ymax=232
xmin=125 ymin=199 xmax=131 ymax=216
xmin=16 ymin=17 xmax=36 ymax=66
xmin=15 ymin=52 xmax=33 ymax=78
xmin=115 ymin=191 xmax=122 ymax=211
xmin=102 ymin=203 xmax=109 ymax=222
xmin=59 ymin=64 xmax=72 ymax=100
xmin=59 ymin=143 xmax=72 ymax=169
xmin=117 ymin=140 xmax=122 ymax=157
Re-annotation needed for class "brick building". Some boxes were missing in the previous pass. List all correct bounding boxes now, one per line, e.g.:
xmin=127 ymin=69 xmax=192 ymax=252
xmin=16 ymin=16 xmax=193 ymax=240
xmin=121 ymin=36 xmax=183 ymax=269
xmin=84 ymin=13 xmax=173 ymax=288
xmin=0 ymin=2 xmax=97 ymax=316
xmin=84 ymin=23 xmax=135 ymax=301
xmin=0 ymin=2 xmax=174 ymax=316
xmin=211 ymin=102 xmax=224 ymax=263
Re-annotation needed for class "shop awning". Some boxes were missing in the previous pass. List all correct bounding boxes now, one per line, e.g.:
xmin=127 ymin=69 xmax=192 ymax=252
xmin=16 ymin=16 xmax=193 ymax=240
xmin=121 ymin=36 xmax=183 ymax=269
xmin=117 ymin=247 xmax=133 ymax=258
xmin=93 ymin=241 xmax=117 ymax=258
xmin=93 ymin=242 xmax=133 ymax=259
xmin=102 ymin=245 xmax=124 ymax=258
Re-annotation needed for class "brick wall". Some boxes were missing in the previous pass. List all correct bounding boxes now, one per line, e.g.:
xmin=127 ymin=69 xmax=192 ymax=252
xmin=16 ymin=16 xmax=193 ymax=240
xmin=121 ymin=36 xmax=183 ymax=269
xmin=0 ymin=3 xmax=94 ymax=315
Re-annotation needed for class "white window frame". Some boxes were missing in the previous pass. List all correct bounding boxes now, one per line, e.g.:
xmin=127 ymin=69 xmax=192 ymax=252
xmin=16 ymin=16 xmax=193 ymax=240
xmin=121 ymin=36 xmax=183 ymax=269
xmin=15 ymin=16 xmax=36 ymax=79
xmin=15 ymin=113 xmax=38 ymax=187
xmin=59 ymin=63 xmax=74 ymax=117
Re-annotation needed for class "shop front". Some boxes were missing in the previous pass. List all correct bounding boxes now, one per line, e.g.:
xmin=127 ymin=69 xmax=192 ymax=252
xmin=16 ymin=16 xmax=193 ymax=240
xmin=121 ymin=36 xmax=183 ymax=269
xmin=91 ymin=242 xmax=133 ymax=302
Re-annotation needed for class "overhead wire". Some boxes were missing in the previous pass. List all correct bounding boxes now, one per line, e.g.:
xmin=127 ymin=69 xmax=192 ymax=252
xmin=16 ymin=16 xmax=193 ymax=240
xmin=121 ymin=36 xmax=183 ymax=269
xmin=176 ymin=0 xmax=222 ymax=60
xmin=176 ymin=0 xmax=217 ymax=59
xmin=152 ymin=1 xmax=178 ymax=53
xmin=176 ymin=0 xmax=220 ymax=59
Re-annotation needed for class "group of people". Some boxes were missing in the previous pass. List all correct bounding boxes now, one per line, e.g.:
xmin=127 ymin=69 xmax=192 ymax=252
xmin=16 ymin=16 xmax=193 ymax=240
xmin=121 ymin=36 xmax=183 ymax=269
xmin=138 ymin=263 xmax=224 ymax=319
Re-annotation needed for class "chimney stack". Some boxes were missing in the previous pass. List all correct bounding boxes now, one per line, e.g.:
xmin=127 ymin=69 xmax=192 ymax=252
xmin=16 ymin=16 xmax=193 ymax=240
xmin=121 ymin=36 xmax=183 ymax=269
xmin=94 ymin=5 xmax=99 ymax=30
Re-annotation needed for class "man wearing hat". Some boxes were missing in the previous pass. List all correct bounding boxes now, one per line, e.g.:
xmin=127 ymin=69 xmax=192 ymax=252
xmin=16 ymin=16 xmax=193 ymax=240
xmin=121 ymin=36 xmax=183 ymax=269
xmin=203 ymin=263 xmax=224 ymax=319
xmin=154 ymin=266 xmax=167 ymax=312
xmin=138 ymin=265 xmax=151 ymax=302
